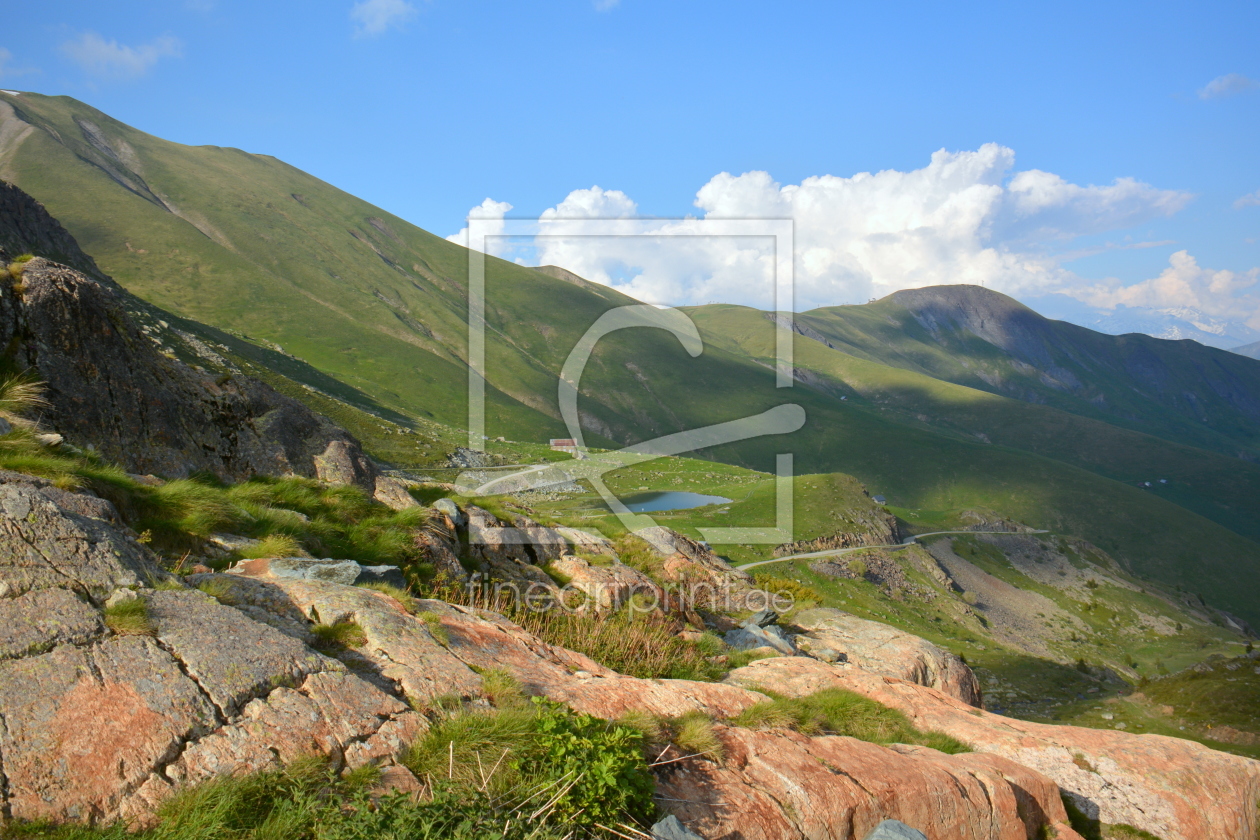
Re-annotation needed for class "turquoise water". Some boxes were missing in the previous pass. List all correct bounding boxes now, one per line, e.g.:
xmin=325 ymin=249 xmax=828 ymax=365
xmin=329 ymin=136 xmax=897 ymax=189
xmin=618 ymin=491 xmax=732 ymax=513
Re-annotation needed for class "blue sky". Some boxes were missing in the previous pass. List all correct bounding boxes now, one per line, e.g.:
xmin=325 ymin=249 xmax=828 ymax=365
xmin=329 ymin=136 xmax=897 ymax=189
xmin=3 ymin=0 xmax=1259 ymax=331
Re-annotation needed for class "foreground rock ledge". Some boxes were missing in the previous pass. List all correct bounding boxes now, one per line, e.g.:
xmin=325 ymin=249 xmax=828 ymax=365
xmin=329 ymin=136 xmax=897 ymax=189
xmin=726 ymin=656 xmax=1260 ymax=840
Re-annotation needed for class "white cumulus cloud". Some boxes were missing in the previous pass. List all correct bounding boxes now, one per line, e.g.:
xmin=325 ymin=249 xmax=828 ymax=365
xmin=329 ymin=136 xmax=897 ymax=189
xmin=447 ymin=198 xmax=514 ymax=257
xmin=60 ymin=33 xmax=181 ymax=81
xmin=1075 ymin=251 xmax=1260 ymax=330
xmin=1198 ymin=73 xmax=1260 ymax=100
xmin=351 ymin=0 xmax=418 ymax=37
xmin=519 ymin=144 xmax=1192 ymax=311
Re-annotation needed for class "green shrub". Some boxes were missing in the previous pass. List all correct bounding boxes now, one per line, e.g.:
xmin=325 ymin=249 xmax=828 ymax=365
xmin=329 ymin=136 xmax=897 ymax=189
xmin=103 ymin=597 xmax=154 ymax=636
xmin=404 ymin=695 xmax=654 ymax=831
xmin=752 ymin=573 xmax=822 ymax=608
xmin=730 ymin=687 xmax=970 ymax=753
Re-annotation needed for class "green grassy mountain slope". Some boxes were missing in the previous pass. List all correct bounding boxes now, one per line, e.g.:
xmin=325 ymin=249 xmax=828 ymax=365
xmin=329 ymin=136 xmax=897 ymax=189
xmin=688 ymin=304 xmax=1260 ymax=545
xmin=792 ymin=285 xmax=1260 ymax=461
xmin=3 ymin=91 xmax=1260 ymax=624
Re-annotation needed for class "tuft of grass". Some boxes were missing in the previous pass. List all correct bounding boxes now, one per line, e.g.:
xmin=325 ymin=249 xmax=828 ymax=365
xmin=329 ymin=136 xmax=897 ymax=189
xmin=729 ymin=687 xmax=970 ymax=754
xmin=478 ymin=667 xmax=529 ymax=709
xmin=669 ymin=711 xmax=725 ymax=763
xmin=509 ymin=605 xmax=723 ymax=681
xmin=612 ymin=533 xmax=665 ymax=580
xmin=615 ymin=708 xmax=665 ymax=747
xmin=310 ymin=621 xmax=368 ymax=653
xmin=103 ymin=597 xmax=154 ymax=636
xmin=237 ymin=533 xmax=306 ymax=559
xmin=0 ymin=372 xmax=51 ymax=422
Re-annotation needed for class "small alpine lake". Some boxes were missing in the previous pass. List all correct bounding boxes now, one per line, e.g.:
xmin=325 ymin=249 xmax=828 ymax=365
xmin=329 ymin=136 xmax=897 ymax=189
xmin=616 ymin=491 xmax=733 ymax=513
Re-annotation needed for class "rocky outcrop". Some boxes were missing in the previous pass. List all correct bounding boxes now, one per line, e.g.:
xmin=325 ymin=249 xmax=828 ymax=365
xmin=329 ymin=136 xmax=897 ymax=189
xmin=772 ymin=509 xmax=901 ymax=557
xmin=726 ymin=657 xmax=1260 ymax=840
xmin=638 ymin=526 xmax=754 ymax=591
xmin=0 ymin=480 xmax=173 ymax=603
xmin=655 ymin=726 xmax=1083 ymax=840
xmin=791 ymin=608 xmax=982 ymax=706
xmin=0 ymin=478 xmax=424 ymax=823
xmin=3 ymin=258 xmax=396 ymax=498
xmin=0 ymin=181 xmax=413 ymax=507
xmin=0 ymin=179 xmax=105 ymax=277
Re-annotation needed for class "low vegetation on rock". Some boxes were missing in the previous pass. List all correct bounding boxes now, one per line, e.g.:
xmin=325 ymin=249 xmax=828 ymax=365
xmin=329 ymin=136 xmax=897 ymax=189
xmin=731 ymin=687 xmax=970 ymax=754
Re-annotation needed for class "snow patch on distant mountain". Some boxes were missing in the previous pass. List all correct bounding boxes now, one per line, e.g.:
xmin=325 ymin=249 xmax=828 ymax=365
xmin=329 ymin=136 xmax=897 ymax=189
xmin=1019 ymin=293 xmax=1260 ymax=350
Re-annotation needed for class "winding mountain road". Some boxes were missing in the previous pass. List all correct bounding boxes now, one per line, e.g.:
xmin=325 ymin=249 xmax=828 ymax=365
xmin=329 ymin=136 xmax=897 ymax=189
xmin=733 ymin=529 xmax=1050 ymax=571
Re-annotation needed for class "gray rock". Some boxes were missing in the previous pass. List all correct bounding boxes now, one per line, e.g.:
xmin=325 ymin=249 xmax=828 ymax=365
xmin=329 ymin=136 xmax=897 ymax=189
xmin=433 ymin=498 xmax=462 ymax=525
xmin=0 ymin=588 xmax=104 ymax=660
xmin=863 ymin=820 xmax=928 ymax=840
xmin=0 ymin=236 xmax=392 ymax=498
xmin=0 ymin=483 xmax=170 ymax=604
xmin=651 ymin=814 xmax=704 ymax=840
xmin=725 ymin=624 xmax=795 ymax=656
xmin=0 ymin=416 xmax=10 ymax=435
xmin=762 ymin=624 xmax=791 ymax=642
xmin=105 ymin=588 xmax=139 ymax=608
xmin=228 ymin=556 xmax=408 ymax=590
xmin=146 ymin=590 xmax=335 ymax=717
xmin=815 ymin=648 xmax=846 ymax=663
xmin=357 ymin=564 xmax=408 ymax=589
xmin=745 ymin=608 xmax=779 ymax=628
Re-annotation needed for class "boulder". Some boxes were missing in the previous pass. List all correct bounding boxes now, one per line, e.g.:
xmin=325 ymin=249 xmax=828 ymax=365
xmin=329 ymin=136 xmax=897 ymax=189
xmin=636 ymin=525 xmax=758 ymax=612
xmin=791 ymin=607 xmax=982 ymax=706
xmin=725 ymin=624 xmax=795 ymax=656
xmin=725 ymin=656 xmax=1260 ymax=840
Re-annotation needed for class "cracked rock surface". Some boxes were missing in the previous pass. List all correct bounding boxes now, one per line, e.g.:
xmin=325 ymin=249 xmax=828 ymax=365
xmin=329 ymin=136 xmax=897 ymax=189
xmin=726 ymin=656 xmax=1260 ymax=840
xmin=0 ymin=471 xmax=1254 ymax=838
